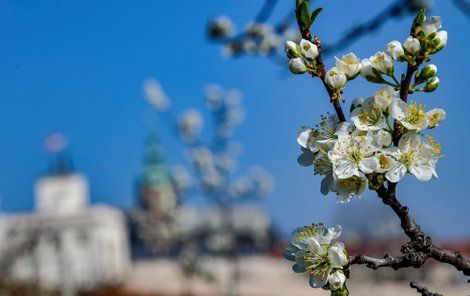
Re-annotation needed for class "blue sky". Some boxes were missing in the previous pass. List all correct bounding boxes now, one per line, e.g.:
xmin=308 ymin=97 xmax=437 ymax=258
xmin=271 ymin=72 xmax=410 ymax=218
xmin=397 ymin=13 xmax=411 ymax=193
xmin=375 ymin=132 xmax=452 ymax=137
xmin=0 ymin=0 xmax=468 ymax=238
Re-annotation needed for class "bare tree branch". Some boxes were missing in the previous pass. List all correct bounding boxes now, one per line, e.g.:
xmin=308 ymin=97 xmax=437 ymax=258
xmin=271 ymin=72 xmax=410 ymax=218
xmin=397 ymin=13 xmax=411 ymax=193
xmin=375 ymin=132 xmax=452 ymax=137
xmin=410 ymin=281 xmax=443 ymax=296
xmin=375 ymin=184 xmax=470 ymax=276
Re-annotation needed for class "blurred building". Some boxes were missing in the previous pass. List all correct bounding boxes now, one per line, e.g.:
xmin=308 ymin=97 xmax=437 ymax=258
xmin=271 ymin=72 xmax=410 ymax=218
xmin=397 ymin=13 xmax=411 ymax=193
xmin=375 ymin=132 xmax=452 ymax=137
xmin=129 ymin=133 xmax=276 ymax=258
xmin=0 ymin=153 xmax=130 ymax=292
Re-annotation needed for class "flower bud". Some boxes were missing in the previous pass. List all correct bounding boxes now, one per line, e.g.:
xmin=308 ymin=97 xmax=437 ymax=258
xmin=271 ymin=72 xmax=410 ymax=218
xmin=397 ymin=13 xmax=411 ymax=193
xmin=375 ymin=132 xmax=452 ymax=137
xmin=288 ymin=57 xmax=307 ymax=74
xmin=300 ymin=39 xmax=319 ymax=60
xmin=428 ymin=31 xmax=447 ymax=54
xmin=370 ymin=52 xmax=394 ymax=76
xmin=328 ymin=270 xmax=346 ymax=291
xmin=208 ymin=16 xmax=235 ymax=40
xmin=415 ymin=64 xmax=437 ymax=83
xmin=325 ymin=67 xmax=347 ymax=90
xmin=385 ymin=40 xmax=405 ymax=61
xmin=403 ymin=36 xmax=421 ymax=56
xmin=423 ymin=77 xmax=439 ymax=92
xmin=285 ymin=40 xmax=301 ymax=59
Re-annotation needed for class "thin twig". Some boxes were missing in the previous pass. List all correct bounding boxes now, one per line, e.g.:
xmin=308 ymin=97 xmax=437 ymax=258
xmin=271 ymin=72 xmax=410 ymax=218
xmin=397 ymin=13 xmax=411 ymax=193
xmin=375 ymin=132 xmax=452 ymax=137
xmin=295 ymin=17 xmax=347 ymax=122
xmin=410 ymin=281 xmax=443 ymax=296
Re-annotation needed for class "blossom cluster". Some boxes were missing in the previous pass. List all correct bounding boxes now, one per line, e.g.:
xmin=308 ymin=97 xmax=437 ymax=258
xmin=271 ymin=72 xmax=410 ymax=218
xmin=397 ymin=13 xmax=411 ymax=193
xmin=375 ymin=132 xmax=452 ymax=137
xmin=291 ymin=14 xmax=447 ymax=203
xmin=284 ymin=224 xmax=348 ymax=291
xmin=297 ymin=86 xmax=445 ymax=202
xmin=208 ymin=16 xmax=300 ymax=57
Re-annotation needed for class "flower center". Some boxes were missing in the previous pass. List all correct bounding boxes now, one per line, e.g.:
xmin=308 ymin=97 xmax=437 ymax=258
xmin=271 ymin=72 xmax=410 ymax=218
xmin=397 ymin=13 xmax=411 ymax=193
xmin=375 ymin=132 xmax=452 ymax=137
xmin=373 ymin=55 xmax=385 ymax=63
xmin=358 ymin=107 xmax=382 ymax=126
xmin=378 ymin=154 xmax=390 ymax=169
xmin=405 ymin=103 xmax=427 ymax=127
xmin=399 ymin=150 xmax=415 ymax=167
xmin=337 ymin=176 xmax=363 ymax=193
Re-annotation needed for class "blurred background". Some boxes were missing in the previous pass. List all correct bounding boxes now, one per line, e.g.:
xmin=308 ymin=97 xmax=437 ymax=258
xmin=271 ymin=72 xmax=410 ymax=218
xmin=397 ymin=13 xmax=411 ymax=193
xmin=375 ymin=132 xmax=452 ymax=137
xmin=0 ymin=0 xmax=469 ymax=295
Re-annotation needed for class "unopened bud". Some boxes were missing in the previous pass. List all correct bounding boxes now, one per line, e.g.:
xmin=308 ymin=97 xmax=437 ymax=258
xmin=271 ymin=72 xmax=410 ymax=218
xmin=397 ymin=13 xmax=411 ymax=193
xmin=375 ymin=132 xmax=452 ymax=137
xmin=288 ymin=57 xmax=307 ymax=74
xmin=415 ymin=64 xmax=437 ymax=83
xmin=423 ymin=77 xmax=439 ymax=92
xmin=428 ymin=31 xmax=447 ymax=54
xmin=285 ymin=41 xmax=301 ymax=59
xmin=403 ymin=36 xmax=421 ymax=56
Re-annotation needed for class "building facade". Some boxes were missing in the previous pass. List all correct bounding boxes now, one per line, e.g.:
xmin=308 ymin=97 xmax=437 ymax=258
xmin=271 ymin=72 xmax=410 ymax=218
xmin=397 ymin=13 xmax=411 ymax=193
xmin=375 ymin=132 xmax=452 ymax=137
xmin=0 ymin=162 xmax=130 ymax=292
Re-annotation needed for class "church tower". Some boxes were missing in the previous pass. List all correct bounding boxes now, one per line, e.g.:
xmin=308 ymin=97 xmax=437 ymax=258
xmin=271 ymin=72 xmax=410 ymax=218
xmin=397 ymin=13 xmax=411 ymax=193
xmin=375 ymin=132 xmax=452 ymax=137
xmin=138 ymin=132 xmax=178 ymax=218
xmin=35 ymin=133 xmax=89 ymax=215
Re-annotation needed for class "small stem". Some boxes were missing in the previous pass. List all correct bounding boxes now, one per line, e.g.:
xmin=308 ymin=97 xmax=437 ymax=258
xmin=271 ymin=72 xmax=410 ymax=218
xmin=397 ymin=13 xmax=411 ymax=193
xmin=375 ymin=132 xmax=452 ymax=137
xmin=382 ymin=80 xmax=399 ymax=88
xmin=391 ymin=73 xmax=400 ymax=85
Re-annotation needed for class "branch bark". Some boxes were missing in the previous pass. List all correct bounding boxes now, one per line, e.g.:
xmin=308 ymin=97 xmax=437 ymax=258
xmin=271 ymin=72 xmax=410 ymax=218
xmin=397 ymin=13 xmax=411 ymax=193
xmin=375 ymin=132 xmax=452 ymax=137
xmin=410 ymin=281 xmax=443 ymax=296
xmin=349 ymin=183 xmax=470 ymax=276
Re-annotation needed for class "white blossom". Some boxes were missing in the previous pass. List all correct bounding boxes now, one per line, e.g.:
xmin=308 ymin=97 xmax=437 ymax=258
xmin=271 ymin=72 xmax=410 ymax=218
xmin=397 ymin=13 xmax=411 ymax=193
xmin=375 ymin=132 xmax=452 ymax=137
xmin=332 ymin=172 xmax=368 ymax=203
xmin=143 ymin=78 xmax=170 ymax=111
xmin=208 ymin=16 xmax=235 ymax=39
xmin=204 ymin=84 xmax=224 ymax=111
xmin=335 ymin=53 xmax=362 ymax=79
xmin=373 ymin=152 xmax=396 ymax=173
xmin=374 ymin=86 xmax=399 ymax=111
xmin=328 ymin=134 xmax=379 ymax=179
xmin=325 ymin=67 xmax=347 ymax=90
xmin=422 ymin=16 xmax=442 ymax=36
xmin=178 ymin=109 xmax=204 ymax=140
xmin=350 ymin=97 xmax=387 ymax=131
xmin=369 ymin=51 xmax=394 ymax=76
xmin=384 ymin=132 xmax=438 ymax=182
xmin=385 ymin=40 xmax=405 ymax=61
xmin=284 ymin=224 xmax=348 ymax=289
xmin=389 ymin=99 xmax=429 ymax=131
xmin=300 ymin=39 xmax=319 ymax=60
xmin=373 ymin=130 xmax=392 ymax=147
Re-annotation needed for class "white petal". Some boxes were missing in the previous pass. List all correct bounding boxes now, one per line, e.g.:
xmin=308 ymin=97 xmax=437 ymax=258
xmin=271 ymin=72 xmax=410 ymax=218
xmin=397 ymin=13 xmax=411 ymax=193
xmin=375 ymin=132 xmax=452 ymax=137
xmin=359 ymin=157 xmax=379 ymax=174
xmin=385 ymin=163 xmax=407 ymax=183
xmin=297 ymin=128 xmax=313 ymax=148
xmin=410 ymin=164 xmax=434 ymax=181
xmin=320 ymin=174 xmax=334 ymax=195
xmin=389 ymin=99 xmax=407 ymax=120
xmin=334 ymin=162 xmax=358 ymax=179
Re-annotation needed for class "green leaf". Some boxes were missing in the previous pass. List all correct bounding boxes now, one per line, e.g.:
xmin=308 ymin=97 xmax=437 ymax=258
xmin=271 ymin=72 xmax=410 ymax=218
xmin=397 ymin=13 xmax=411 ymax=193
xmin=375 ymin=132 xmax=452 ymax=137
xmin=295 ymin=0 xmax=310 ymax=27
xmin=299 ymin=2 xmax=311 ymax=27
xmin=413 ymin=8 xmax=426 ymax=26
xmin=309 ymin=7 xmax=323 ymax=27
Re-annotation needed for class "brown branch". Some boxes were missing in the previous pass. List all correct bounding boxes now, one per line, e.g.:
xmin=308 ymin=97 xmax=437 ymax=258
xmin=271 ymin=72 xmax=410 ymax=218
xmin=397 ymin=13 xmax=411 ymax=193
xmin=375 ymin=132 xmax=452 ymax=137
xmin=349 ymin=252 xmax=428 ymax=270
xmin=410 ymin=281 xmax=443 ymax=296
xmin=374 ymin=184 xmax=470 ymax=276
xmin=295 ymin=16 xmax=347 ymax=122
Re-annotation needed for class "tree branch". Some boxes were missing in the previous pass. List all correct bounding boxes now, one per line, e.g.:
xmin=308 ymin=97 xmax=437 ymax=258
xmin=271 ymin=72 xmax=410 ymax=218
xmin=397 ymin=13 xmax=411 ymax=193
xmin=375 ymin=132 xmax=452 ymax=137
xmin=410 ymin=281 xmax=443 ymax=296
xmin=374 ymin=184 xmax=470 ymax=276
xmin=349 ymin=252 xmax=428 ymax=270
xmin=295 ymin=19 xmax=347 ymax=122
